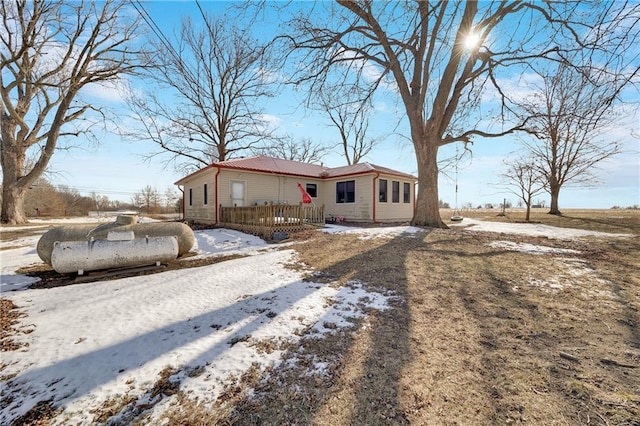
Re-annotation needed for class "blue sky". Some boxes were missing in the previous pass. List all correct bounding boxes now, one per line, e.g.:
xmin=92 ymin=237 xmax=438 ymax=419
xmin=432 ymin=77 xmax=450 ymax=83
xmin=46 ymin=1 xmax=640 ymax=209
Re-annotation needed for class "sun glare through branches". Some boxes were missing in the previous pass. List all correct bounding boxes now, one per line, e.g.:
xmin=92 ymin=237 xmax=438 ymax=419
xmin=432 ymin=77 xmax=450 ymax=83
xmin=464 ymin=31 xmax=481 ymax=50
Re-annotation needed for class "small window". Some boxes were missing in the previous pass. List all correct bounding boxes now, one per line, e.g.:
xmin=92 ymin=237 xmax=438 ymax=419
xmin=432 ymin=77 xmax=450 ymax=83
xmin=403 ymin=182 xmax=411 ymax=203
xmin=203 ymin=184 xmax=208 ymax=205
xmin=189 ymin=188 xmax=193 ymax=206
xmin=379 ymin=179 xmax=387 ymax=202
xmin=306 ymin=183 xmax=317 ymax=198
xmin=336 ymin=180 xmax=355 ymax=203
xmin=392 ymin=181 xmax=400 ymax=203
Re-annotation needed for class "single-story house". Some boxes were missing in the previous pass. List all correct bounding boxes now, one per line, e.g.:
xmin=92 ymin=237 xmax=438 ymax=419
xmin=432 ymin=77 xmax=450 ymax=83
xmin=174 ymin=155 xmax=417 ymax=224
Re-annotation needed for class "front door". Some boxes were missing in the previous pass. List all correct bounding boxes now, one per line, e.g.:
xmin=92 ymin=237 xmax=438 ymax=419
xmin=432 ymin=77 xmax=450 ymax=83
xmin=231 ymin=181 xmax=245 ymax=206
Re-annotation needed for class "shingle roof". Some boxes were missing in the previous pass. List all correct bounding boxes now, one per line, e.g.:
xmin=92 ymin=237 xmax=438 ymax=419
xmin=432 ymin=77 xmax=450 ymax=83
xmin=175 ymin=155 xmax=416 ymax=184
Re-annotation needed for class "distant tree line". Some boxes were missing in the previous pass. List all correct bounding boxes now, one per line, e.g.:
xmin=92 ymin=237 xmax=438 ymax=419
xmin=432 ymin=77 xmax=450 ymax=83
xmin=0 ymin=179 xmax=180 ymax=218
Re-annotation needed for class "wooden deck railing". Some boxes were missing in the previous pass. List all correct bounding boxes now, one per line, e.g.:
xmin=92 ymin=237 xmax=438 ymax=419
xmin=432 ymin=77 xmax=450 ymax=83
xmin=219 ymin=203 xmax=325 ymax=239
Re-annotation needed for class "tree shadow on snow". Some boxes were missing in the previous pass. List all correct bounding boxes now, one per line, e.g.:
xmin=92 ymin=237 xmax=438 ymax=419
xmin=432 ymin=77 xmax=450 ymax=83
xmin=1 ymin=257 xmax=333 ymax=424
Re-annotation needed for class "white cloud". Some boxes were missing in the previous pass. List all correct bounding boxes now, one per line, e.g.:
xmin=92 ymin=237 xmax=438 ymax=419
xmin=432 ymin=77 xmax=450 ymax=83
xmin=82 ymin=78 xmax=131 ymax=103
xmin=260 ymin=113 xmax=282 ymax=126
xmin=258 ymin=113 xmax=283 ymax=132
xmin=335 ymin=48 xmax=396 ymax=92
xmin=254 ymin=66 xmax=284 ymax=85
xmin=482 ymin=72 xmax=544 ymax=104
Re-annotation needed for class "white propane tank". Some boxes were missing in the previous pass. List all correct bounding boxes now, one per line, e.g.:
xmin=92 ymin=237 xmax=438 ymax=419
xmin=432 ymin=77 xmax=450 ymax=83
xmin=51 ymin=235 xmax=179 ymax=275
xmin=37 ymin=215 xmax=195 ymax=265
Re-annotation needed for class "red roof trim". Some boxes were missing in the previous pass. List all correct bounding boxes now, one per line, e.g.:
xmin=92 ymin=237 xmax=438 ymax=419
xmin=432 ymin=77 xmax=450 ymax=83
xmin=175 ymin=155 xmax=417 ymax=184
xmin=215 ymin=162 xmax=323 ymax=179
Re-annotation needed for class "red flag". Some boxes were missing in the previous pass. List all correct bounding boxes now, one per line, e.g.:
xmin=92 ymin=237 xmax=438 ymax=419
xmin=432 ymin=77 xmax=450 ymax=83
xmin=297 ymin=182 xmax=313 ymax=204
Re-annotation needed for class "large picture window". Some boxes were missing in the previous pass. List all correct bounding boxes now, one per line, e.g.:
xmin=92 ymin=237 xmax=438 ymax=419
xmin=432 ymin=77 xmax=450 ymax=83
xmin=392 ymin=181 xmax=400 ymax=203
xmin=336 ymin=180 xmax=355 ymax=203
xmin=379 ymin=179 xmax=388 ymax=202
xmin=403 ymin=182 xmax=411 ymax=203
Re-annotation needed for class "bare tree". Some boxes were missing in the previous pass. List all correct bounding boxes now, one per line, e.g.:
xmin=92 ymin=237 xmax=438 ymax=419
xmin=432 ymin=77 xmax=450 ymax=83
xmin=281 ymin=1 xmax=637 ymax=227
xmin=164 ymin=186 xmax=180 ymax=213
xmin=56 ymin=184 xmax=87 ymax=216
xmin=1 ymin=0 xmax=144 ymax=224
xmin=125 ymin=10 xmax=277 ymax=173
xmin=133 ymin=185 xmax=159 ymax=214
xmin=517 ymin=60 xmax=637 ymax=215
xmin=24 ymin=178 xmax=64 ymax=217
xmin=501 ymin=157 xmax=546 ymax=222
xmin=261 ymin=135 xmax=330 ymax=164
xmin=318 ymin=88 xmax=378 ymax=165
xmin=130 ymin=192 xmax=144 ymax=212
xmin=90 ymin=192 xmax=110 ymax=214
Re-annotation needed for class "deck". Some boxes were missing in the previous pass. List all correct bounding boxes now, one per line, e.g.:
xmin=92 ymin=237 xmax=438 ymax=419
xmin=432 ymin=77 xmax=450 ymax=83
xmin=219 ymin=203 xmax=325 ymax=239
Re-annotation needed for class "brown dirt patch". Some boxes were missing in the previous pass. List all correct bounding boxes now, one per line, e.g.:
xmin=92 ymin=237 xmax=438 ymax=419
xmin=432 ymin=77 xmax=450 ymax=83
xmin=10 ymin=399 xmax=59 ymax=426
xmin=1 ymin=299 xmax=28 ymax=352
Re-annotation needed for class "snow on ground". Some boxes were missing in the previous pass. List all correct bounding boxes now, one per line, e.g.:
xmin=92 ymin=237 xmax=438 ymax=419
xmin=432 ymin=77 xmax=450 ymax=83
xmin=322 ymin=218 xmax=633 ymax=241
xmin=487 ymin=240 xmax=581 ymax=255
xmin=28 ymin=217 xmax=113 ymax=224
xmin=321 ymin=223 xmax=424 ymax=239
xmin=320 ymin=219 xmax=632 ymax=303
xmin=450 ymin=217 xmax=632 ymax=239
xmin=0 ymin=226 xmax=394 ymax=424
xmin=450 ymin=219 xmax=629 ymax=298
xmin=0 ymin=218 xmax=633 ymax=424
xmin=0 ymin=234 xmax=42 ymax=290
xmin=186 ymin=228 xmax=268 ymax=260
xmin=0 ymin=218 xmax=109 ymax=233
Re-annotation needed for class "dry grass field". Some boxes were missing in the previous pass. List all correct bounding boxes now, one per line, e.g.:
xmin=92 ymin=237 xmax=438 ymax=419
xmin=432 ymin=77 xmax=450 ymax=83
xmin=207 ymin=209 xmax=640 ymax=425
xmin=2 ymin=209 xmax=639 ymax=425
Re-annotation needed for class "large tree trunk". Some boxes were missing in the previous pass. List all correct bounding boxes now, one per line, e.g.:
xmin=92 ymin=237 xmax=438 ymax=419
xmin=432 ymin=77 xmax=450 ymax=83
xmin=0 ymin=128 xmax=28 ymax=224
xmin=411 ymin=139 xmax=446 ymax=228
xmin=1 ymin=184 xmax=27 ymax=225
xmin=549 ymin=177 xmax=562 ymax=216
xmin=548 ymin=182 xmax=562 ymax=215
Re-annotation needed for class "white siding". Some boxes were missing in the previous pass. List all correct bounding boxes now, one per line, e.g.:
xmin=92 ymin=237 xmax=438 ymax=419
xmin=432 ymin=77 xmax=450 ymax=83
xmin=217 ymin=170 xmax=324 ymax=208
xmin=321 ymin=175 xmax=374 ymax=222
xmin=182 ymin=171 xmax=216 ymax=223
xmin=179 ymin=168 xmax=415 ymax=224
xmin=375 ymin=175 xmax=415 ymax=222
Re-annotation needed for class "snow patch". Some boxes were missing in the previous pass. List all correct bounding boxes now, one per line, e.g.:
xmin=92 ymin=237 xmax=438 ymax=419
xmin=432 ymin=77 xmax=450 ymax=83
xmin=320 ymin=224 xmax=424 ymax=239
xmin=453 ymin=218 xmax=632 ymax=239
xmin=488 ymin=240 xmax=581 ymax=255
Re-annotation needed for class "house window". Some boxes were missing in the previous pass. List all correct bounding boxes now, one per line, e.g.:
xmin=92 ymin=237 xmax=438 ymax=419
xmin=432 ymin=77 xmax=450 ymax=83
xmin=306 ymin=183 xmax=317 ymax=198
xmin=203 ymin=184 xmax=208 ymax=205
xmin=403 ymin=182 xmax=411 ymax=203
xmin=188 ymin=188 xmax=193 ymax=206
xmin=336 ymin=180 xmax=355 ymax=203
xmin=392 ymin=181 xmax=400 ymax=203
xmin=379 ymin=179 xmax=387 ymax=202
